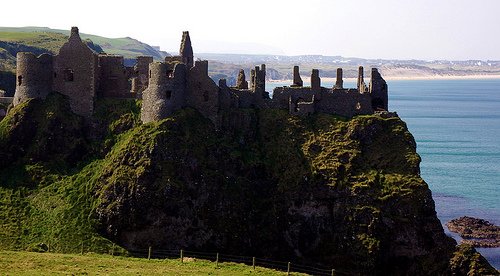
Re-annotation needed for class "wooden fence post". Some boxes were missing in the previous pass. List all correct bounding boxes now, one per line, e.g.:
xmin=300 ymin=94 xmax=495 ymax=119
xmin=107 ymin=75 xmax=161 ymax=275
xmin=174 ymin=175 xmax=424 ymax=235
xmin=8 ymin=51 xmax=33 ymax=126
xmin=252 ymin=257 xmax=255 ymax=270
xmin=180 ymin=249 xmax=184 ymax=263
xmin=215 ymin=253 xmax=219 ymax=268
xmin=148 ymin=246 xmax=152 ymax=260
xmin=287 ymin=262 xmax=291 ymax=275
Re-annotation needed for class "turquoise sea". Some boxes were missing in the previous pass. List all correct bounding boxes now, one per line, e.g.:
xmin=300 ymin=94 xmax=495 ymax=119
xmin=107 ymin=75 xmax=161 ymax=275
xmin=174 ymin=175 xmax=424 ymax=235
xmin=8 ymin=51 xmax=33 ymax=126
xmin=267 ymin=79 xmax=500 ymax=268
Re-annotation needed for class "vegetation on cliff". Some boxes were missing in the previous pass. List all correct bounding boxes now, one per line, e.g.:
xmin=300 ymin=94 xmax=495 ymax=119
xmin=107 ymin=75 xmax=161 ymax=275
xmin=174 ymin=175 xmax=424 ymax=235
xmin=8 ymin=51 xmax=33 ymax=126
xmin=0 ymin=94 xmax=496 ymax=274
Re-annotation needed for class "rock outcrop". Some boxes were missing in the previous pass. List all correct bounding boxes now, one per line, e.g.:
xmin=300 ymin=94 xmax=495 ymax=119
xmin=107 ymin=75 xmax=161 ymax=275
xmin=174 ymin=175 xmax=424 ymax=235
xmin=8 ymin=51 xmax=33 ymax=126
xmin=447 ymin=216 xmax=500 ymax=248
xmin=0 ymin=97 xmax=497 ymax=275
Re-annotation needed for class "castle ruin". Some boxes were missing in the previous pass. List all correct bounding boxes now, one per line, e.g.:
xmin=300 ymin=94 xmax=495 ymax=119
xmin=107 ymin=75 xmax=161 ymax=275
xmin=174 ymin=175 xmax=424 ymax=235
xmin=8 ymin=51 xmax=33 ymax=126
xmin=11 ymin=27 xmax=389 ymax=124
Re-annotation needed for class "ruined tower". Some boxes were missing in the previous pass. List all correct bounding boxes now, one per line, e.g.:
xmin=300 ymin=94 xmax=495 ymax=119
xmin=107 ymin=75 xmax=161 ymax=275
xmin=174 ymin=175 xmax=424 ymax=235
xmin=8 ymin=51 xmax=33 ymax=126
xmin=370 ymin=68 xmax=388 ymax=110
xmin=141 ymin=62 xmax=187 ymax=123
xmin=311 ymin=69 xmax=320 ymax=92
xmin=180 ymin=31 xmax=194 ymax=68
xmin=13 ymin=52 xmax=53 ymax=106
xmin=334 ymin=68 xmax=343 ymax=89
xmin=357 ymin=66 xmax=367 ymax=92
xmin=131 ymin=56 xmax=153 ymax=95
xmin=53 ymin=26 xmax=98 ymax=117
xmin=292 ymin=66 xmax=303 ymax=87
xmin=251 ymin=64 xmax=266 ymax=93
xmin=236 ymin=69 xmax=248 ymax=89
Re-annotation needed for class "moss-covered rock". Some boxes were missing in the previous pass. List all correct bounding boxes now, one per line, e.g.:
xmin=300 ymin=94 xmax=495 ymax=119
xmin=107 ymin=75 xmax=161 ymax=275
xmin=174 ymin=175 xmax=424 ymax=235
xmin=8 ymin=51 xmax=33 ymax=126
xmin=0 ymin=99 xmax=496 ymax=274
xmin=449 ymin=244 xmax=498 ymax=275
xmin=0 ymin=94 xmax=139 ymax=254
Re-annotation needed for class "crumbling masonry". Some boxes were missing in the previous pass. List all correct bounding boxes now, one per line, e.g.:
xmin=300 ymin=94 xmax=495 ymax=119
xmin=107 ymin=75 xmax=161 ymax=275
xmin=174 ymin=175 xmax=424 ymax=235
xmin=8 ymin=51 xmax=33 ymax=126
xmin=12 ymin=27 xmax=389 ymax=125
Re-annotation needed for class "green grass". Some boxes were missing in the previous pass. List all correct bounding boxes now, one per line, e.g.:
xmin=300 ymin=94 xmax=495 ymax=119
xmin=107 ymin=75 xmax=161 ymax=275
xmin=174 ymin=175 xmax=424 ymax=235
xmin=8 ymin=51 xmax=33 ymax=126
xmin=0 ymin=251 xmax=297 ymax=275
xmin=0 ymin=27 xmax=167 ymax=60
xmin=0 ymin=31 xmax=68 ymax=54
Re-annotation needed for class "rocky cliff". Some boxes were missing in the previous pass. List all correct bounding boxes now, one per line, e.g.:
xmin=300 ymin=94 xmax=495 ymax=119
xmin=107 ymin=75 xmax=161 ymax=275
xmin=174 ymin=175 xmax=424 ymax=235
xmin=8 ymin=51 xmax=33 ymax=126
xmin=0 ymin=94 xmax=496 ymax=275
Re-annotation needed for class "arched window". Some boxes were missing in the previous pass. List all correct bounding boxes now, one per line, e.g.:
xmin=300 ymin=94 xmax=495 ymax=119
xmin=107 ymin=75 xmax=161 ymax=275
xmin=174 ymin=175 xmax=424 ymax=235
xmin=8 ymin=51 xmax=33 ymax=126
xmin=17 ymin=76 xmax=23 ymax=86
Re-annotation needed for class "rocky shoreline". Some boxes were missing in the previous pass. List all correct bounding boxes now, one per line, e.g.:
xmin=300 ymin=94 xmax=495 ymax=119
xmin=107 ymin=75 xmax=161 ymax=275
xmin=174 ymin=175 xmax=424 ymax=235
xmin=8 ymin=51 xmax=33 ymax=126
xmin=447 ymin=216 xmax=500 ymax=248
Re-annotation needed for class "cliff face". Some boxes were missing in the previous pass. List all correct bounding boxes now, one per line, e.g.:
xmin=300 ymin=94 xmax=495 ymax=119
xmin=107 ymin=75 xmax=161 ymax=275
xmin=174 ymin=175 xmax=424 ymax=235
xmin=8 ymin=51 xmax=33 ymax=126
xmin=0 ymin=95 xmax=496 ymax=275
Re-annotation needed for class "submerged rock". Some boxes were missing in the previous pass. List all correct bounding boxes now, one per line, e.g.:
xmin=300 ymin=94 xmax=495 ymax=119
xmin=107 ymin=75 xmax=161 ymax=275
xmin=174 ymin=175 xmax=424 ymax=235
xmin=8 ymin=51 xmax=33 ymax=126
xmin=447 ymin=216 xmax=500 ymax=248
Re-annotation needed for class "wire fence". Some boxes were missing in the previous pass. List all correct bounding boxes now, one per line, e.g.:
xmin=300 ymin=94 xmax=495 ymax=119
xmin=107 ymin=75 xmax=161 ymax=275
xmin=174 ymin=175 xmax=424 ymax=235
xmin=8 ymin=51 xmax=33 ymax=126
xmin=126 ymin=247 xmax=353 ymax=276
xmin=0 ymin=236 xmax=354 ymax=275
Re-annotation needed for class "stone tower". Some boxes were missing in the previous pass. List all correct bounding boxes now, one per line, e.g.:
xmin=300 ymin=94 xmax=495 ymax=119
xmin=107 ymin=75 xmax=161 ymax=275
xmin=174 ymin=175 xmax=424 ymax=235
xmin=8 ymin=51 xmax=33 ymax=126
xmin=141 ymin=62 xmax=187 ymax=123
xmin=311 ymin=69 xmax=320 ymax=92
xmin=180 ymin=31 xmax=194 ymax=68
xmin=13 ymin=52 xmax=53 ymax=106
xmin=357 ymin=66 xmax=367 ymax=92
xmin=53 ymin=26 xmax=98 ymax=117
xmin=236 ymin=69 xmax=248 ymax=89
xmin=334 ymin=68 xmax=343 ymax=89
xmin=292 ymin=66 xmax=303 ymax=87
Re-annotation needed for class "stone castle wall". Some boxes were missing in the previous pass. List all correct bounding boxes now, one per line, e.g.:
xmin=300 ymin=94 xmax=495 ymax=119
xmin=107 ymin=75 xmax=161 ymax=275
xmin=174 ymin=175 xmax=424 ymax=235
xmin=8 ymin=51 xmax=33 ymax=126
xmin=186 ymin=60 xmax=219 ymax=124
xmin=369 ymin=68 xmax=388 ymax=110
xmin=131 ymin=56 xmax=153 ymax=95
xmin=11 ymin=27 xmax=389 ymax=126
xmin=97 ymin=55 xmax=131 ymax=98
xmin=317 ymin=88 xmax=373 ymax=117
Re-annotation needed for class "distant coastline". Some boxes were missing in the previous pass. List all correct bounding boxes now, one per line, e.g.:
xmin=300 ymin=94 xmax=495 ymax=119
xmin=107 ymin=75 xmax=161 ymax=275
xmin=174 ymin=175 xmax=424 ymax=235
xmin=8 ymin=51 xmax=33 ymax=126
xmin=383 ymin=74 xmax=500 ymax=81
xmin=269 ymin=75 xmax=500 ymax=84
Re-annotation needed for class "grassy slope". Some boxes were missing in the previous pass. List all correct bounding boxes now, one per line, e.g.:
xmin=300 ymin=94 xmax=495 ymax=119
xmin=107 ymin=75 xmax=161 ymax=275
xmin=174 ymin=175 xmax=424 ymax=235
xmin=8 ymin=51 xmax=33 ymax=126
xmin=0 ymin=94 xmax=141 ymax=253
xmin=0 ymin=31 xmax=69 ymax=54
xmin=0 ymin=27 xmax=167 ymax=59
xmin=0 ymin=251 xmax=293 ymax=275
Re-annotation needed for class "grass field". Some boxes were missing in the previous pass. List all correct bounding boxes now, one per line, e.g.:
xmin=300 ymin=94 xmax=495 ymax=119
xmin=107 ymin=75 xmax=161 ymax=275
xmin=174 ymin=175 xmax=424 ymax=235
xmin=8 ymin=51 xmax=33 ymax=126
xmin=0 ymin=251 xmax=300 ymax=275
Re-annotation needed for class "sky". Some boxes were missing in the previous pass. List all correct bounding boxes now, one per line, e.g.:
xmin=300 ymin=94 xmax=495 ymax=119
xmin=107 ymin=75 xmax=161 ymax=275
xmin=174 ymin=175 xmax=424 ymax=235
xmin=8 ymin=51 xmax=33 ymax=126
xmin=1 ymin=0 xmax=499 ymax=60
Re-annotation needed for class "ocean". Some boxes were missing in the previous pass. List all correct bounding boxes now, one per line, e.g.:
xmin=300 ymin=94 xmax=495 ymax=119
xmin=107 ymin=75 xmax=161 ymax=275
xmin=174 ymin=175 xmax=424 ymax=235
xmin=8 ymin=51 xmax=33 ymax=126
xmin=267 ymin=79 xmax=500 ymax=268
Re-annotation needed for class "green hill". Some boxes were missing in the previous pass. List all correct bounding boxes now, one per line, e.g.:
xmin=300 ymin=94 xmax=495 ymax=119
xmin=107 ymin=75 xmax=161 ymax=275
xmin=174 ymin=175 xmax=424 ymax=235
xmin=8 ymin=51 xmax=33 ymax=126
xmin=0 ymin=26 xmax=168 ymax=60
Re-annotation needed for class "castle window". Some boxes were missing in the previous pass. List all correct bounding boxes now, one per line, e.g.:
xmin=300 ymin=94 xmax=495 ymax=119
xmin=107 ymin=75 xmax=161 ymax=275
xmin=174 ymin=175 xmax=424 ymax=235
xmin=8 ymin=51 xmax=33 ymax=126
xmin=149 ymin=70 xmax=152 ymax=79
xmin=64 ymin=69 xmax=74 ymax=82
xmin=54 ymin=72 xmax=57 ymax=78
xmin=167 ymin=70 xmax=174 ymax=78
xmin=203 ymin=91 xmax=209 ymax=102
xmin=17 ymin=76 xmax=23 ymax=86
xmin=166 ymin=90 xmax=172 ymax=100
